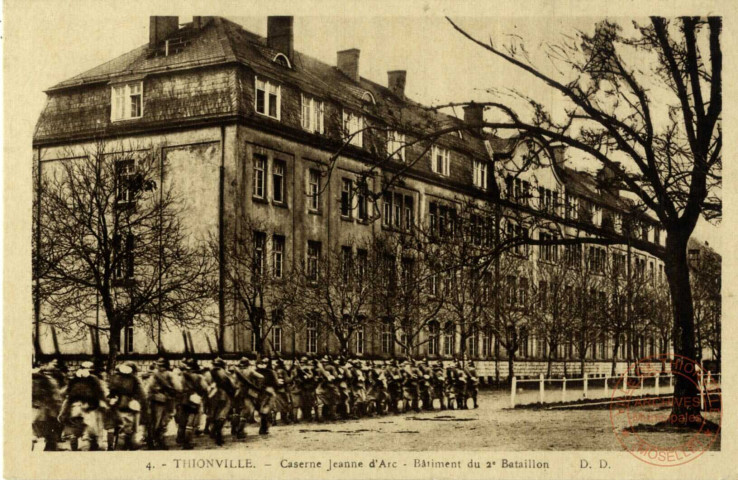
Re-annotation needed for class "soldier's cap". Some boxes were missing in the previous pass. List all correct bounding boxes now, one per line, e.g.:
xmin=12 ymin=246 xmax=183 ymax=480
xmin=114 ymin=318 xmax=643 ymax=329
xmin=300 ymin=356 xmax=309 ymax=362
xmin=124 ymin=361 xmax=139 ymax=374
xmin=75 ymin=368 xmax=90 ymax=378
xmin=156 ymin=357 xmax=171 ymax=368
xmin=212 ymin=357 xmax=226 ymax=368
xmin=80 ymin=360 xmax=95 ymax=369
xmin=184 ymin=358 xmax=200 ymax=370
xmin=238 ymin=357 xmax=252 ymax=367
xmin=117 ymin=363 xmax=134 ymax=375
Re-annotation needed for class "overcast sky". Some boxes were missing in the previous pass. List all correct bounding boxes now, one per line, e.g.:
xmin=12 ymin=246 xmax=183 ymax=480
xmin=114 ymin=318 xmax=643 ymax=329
xmin=6 ymin=5 xmax=721 ymax=252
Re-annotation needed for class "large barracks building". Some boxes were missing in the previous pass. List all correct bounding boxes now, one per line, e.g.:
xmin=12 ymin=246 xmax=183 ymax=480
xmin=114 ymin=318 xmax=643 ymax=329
xmin=33 ymin=16 xmax=670 ymax=374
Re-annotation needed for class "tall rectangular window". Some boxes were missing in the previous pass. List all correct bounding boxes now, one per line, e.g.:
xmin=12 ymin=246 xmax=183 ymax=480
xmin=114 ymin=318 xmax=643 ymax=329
xmin=404 ymin=195 xmax=414 ymax=229
xmin=253 ymin=155 xmax=266 ymax=199
xmin=306 ymin=316 xmax=318 ymax=354
xmin=393 ymin=193 xmax=403 ymax=228
xmin=381 ymin=321 xmax=393 ymax=354
xmin=301 ymin=94 xmax=324 ymax=134
xmin=431 ymin=146 xmax=450 ymax=176
xmin=357 ymin=186 xmax=368 ymax=221
xmin=308 ymin=169 xmax=320 ymax=211
xmin=273 ymin=235 xmax=284 ymax=279
xmin=115 ymin=160 xmax=136 ymax=205
xmin=387 ymin=131 xmax=406 ymax=162
xmin=255 ymin=76 xmax=280 ymax=119
xmin=124 ymin=324 xmax=134 ymax=353
xmin=473 ymin=160 xmax=488 ymax=189
xmin=111 ymin=82 xmax=143 ymax=121
xmin=341 ymin=179 xmax=352 ymax=217
xmin=341 ymin=246 xmax=353 ymax=285
xmin=271 ymin=324 xmax=283 ymax=353
xmin=307 ymin=241 xmax=321 ymax=280
xmin=342 ymin=111 xmax=364 ymax=147
xmin=254 ymin=231 xmax=266 ymax=275
xmin=113 ymin=233 xmax=135 ymax=280
xmin=356 ymin=326 xmax=365 ymax=355
xmin=356 ymin=249 xmax=368 ymax=284
xmin=443 ymin=323 xmax=454 ymax=356
xmin=272 ymin=160 xmax=285 ymax=204
xmin=428 ymin=322 xmax=439 ymax=355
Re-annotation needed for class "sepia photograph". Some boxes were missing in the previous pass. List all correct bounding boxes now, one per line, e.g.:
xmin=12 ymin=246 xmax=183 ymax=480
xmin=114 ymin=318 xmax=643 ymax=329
xmin=4 ymin=1 xmax=732 ymax=479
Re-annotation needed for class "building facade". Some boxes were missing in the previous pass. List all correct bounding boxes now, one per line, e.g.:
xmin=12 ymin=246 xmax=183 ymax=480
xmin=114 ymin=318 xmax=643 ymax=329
xmin=33 ymin=16 xmax=670 ymax=366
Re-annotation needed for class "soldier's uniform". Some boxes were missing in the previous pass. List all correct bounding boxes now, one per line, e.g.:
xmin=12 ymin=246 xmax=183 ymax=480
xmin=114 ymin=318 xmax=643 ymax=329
xmin=417 ymin=359 xmax=434 ymax=411
xmin=453 ymin=362 xmax=469 ymax=409
xmin=432 ymin=361 xmax=447 ymax=410
xmin=315 ymin=357 xmax=340 ymax=421
xmin=207 ymin=358 xmax=236 ymax=446
xmin=32 ymin=365 xmax=63 ymax=451
xmin=58 ymin=362 xmax=107 ymax=451
xmin=273 ymin=359 xmax=294 ymax=424
xmin=464 ymin=361 xmax=480 ymax=409
xmin=105 ymin=362 xmax=145 ymax=450
xmin=176 ymin=358 xmax=208 ymax=449
xmin=255 ymin=358 xmax=278 ymax=435
xmin=230 ymin=357 xmax=264 ymax=439
xmin=144 ymin=358 xmax=178 ymax=450
xmin=349 ymin=360 xmax=368 ymax=417
xmin=385 ymin=361 xmax=403 ymax=414
xmin=293 ymin=358 xmax=317 ymax=421
xmin=401 ymin=360 xmax=421 ymax=413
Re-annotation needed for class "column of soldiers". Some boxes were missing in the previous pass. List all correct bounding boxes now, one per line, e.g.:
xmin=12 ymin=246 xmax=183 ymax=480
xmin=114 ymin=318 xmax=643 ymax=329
xmin=32 ymin=355 xmax=479 ymax=451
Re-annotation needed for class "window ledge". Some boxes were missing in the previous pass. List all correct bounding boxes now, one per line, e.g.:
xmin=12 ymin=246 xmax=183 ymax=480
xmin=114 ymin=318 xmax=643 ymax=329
xmin=307 ymin=209 xmax=322 ymax=216
xmin=252 ymin=196 xmax=269 ymax=205
xmin=272 ymin=201 xmax=289 ymax=210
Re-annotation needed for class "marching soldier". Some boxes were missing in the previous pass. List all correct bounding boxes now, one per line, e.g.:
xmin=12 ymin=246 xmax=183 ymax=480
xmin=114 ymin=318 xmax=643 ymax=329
xmin=417 ymin=358 xmax=434 ymax=411
xmin=273 ymin=357 xmax=294 ymax=424
xmin=32 ymin=364 xmax=63 ymax=451
xmin=230 ymin=357 xmax=264 ymax=439
xmin=176 ymin=358 xmax=208 ymax=449
xmin=432 ymin=360 xmax=447 ymax=410
xmin=293 ymin=357 xmax=317 ymax=421
xmin=464 ymin=360 xmax=480 ymax=409
xmin=144 ymin=358 xmax=177 ymax=450
xmin=105 ymin=361 xmax=145 ymax=450
xmin=58 ymin=361 xmax=107 ymax=451
xmin=206 ymin=357 xmax=236 ymax=446
xmin=255 ymin=357 xmax=278 ymax=435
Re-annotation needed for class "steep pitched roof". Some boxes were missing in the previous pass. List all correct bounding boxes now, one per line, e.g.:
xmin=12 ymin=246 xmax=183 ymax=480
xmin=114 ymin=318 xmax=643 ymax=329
xmin=42 ymin=17 xmax=486 ymax=157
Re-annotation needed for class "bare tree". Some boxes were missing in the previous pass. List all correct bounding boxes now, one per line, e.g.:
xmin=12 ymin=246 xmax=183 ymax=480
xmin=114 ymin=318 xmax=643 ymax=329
xmin=295 ymin=236 xmax=381 ymax=357
xmin=35 ymin=139 xmax=213 ymax=371
xmin=446 ymin=16 xmax=721 ymax=422
xmin=213 ymin=212 xmax=299 ymax=355
xmin=371 ymin=231 xmax=446 ymax=358
xmin=689 ymin=243 xmax=721 ymax=366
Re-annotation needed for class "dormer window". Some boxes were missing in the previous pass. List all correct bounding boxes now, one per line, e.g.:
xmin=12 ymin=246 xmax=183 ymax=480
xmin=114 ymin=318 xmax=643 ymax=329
xmin=473 ymin=160 xmax=488 ymax=190
xmin=255 ymin=76 xmax=281 ymax=120
xmin=387 ymin=131 xmax=406 ymax=162
xmin=111 ymin=81 xmax=143 ymax=121
xmin=342 ymin=110 xmax=364 ymax=147
xmin=273 ymin=53 xmax=292 ymax=68
xmin=362 ymin=91 xmax=376 ymax=105
xmin=431 ymin=146 xmax=450 ymax=176
xmin=301 ymin=94 xmax=324 ymax=134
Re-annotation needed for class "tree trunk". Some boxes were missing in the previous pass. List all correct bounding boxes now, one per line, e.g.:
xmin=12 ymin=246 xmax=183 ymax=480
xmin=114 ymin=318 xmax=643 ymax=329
xmin=664 ymin=232 xmax=701 ymax=423
xmin=507 ymin=350 xmax=515 ymax=385
xmin=611 ymin=340 xmax=620 ymax=376
xmin=107 ymin=324 xmax=122 ymax=375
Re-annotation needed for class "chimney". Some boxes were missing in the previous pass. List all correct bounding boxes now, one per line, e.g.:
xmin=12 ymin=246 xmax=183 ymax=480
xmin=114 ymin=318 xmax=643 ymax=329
xmin=193 ymin=16 xmax=214 ymax=30
xmin=596 ymin=162 xmax=621 ymax=196
xmin=149 ymin=16 xmax=179 ymax=48
xmin=387 ymin=70 xmax=407 ymax=98
xmin=337 ymin=49 xmax=361 ymax=83
xmin=267 ymin=16 xmax=294 ymax=60
xmin=463 ymin=102 xmax=485 ymax=131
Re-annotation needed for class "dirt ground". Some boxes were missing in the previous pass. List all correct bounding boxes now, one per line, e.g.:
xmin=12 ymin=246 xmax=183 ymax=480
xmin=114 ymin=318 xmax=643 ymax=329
xmin=189 ymin=390 xmax=722 ymax=451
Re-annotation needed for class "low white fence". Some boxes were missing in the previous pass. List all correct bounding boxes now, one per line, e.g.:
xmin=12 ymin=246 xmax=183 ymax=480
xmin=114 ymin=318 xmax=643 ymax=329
xmin=510 ymin=370 xmax=720 ymax=408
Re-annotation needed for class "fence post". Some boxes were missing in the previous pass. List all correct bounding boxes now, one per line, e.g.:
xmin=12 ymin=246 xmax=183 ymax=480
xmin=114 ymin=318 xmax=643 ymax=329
xmin=623 ymin=370 xmax=628 ymax=391
xmin=510 ymin=376 xmax=517 ymax=408
xmin=604 ymin=375 xmax=608 ymax=396
xmin=539 ymin=373 xmax=545 ymax=404
xmin=562 ymin=377 xmax=567 ymax=403
xmin=655 ymin=373 xmax=660 ymax=396
xmin=699 ymin=371 xmax=705 ymax=410
xmin=583 ymin=373 xmax=588 ymax=399
xmin=707 ymin=371 xmax=712 ymax=389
